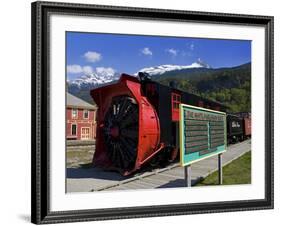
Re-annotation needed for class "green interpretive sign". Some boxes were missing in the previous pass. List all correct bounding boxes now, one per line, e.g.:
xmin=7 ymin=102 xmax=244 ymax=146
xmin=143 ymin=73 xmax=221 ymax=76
xmin=180 ymin=104 xmax=227 ymax=166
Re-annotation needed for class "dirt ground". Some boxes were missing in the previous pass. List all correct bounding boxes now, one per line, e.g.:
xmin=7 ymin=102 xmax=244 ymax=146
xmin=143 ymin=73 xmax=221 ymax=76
xmin=66 ymin=147 xmax=95 ymax=168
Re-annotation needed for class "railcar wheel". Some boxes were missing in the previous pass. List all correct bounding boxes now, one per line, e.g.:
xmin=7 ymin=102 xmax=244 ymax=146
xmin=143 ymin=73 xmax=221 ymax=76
xmin=103 ymin=96 xmax=139 ymax=171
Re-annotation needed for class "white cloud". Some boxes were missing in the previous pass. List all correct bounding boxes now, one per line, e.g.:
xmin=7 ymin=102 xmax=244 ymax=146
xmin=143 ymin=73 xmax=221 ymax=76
xmin=141 ymin=47 xmax=153 ymax=56
xmin=83 ymin=51 xmax=102 ymax=62
xmin=182 ymin=51 xmax=192 ymax=57
xmin=67 ymin=64 xmax=117 ymax=77
xmin=189 ymin=43 xmax=195 ymax=51
xmin=186 ymin=42 xmax=195 ymax=52
xmin=67 ymin=64 xmax=83 ymax=73
xmin=67 ymin=65 xmax=94 ymax=75
xmin=166 ymin=48 xmax=178 ymax=57
xmin=96 ymin=67 xmax=116 ymax=76
xmin=82 ymin=66 xmax=93 ymax=75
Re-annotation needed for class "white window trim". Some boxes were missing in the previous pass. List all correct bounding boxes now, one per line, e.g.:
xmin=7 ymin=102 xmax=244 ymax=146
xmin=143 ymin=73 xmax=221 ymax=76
xmin=81 ymin=127 xmax=91 ymax=140
xmin=83 ymin=109 xmax=89 ymax=119
xmin=72 ymin=108 xmax=78 ymax=119
xmin=71 ymin=123 xmax=77 ymax=136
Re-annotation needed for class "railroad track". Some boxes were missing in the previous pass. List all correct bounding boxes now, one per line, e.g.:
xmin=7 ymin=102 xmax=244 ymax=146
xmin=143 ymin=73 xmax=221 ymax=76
xmin=66 ymin=139 xmax=251 ymax=192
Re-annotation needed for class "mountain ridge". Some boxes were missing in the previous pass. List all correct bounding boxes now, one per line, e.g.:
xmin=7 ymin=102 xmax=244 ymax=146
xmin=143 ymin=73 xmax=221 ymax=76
xmin=67 ymin=61 xmax=251 ymax=112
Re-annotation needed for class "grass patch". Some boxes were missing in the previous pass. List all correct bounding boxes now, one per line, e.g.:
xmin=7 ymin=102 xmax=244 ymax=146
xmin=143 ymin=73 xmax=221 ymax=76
xmin=66 ymin=149 xmax=94 ymax=168
xmin=196 ymin=151 xmax=251 ymax=186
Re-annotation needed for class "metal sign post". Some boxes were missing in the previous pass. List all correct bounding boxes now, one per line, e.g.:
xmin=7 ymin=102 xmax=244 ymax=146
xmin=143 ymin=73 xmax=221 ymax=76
xmin=184 ymin=165 xmax=191 ymax=187
xmin=218 ymin=153 xmax=223 ymax=185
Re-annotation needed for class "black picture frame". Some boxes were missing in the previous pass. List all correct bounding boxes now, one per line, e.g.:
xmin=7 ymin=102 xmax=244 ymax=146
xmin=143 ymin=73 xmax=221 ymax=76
xmin=31 ymin=1 xmax=274 ymax=224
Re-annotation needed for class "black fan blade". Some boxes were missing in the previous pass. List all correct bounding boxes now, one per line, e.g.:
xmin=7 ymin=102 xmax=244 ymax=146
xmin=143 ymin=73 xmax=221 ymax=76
xmin=120 ymin=109 xmax=138 ymax=129
xmin=121 ymin=128 xmax=138 ymax=140
xmin=115 ymin=98 xmax=130 ymax=121
xmin=102 ymin=95 xmax=139 ymax=171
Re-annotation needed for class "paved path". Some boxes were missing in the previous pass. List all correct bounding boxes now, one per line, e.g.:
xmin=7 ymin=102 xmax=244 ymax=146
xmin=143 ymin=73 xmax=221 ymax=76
xmin=67 ymin=139 xmax=251 ymax=192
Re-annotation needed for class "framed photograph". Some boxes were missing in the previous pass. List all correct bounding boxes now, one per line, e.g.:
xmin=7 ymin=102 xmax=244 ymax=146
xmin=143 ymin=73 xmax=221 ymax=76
xmin=31 ymin=1 xmax=274 ymax=224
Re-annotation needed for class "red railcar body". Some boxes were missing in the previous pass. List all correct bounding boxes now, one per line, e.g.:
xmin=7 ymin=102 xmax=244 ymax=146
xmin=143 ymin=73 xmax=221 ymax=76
xmin=243 ymin=117 xmax=251 ymax=137
xmin=91 ymin=74 xmax=162 ymax=175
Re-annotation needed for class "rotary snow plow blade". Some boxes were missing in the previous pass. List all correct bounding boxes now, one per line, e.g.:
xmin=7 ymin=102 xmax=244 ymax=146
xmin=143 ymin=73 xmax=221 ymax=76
xmin=90 ymin=74 xmax=161 ymax=175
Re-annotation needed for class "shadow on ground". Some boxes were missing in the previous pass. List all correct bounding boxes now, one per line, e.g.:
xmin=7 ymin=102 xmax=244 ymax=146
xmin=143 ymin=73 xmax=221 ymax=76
xmin=156 ymin=178 xmax=202 ymax=188
xmin=66 ymin=163 xmax=174 ymax=181
xmin=66 ymin=167 xmax=129 ymax=181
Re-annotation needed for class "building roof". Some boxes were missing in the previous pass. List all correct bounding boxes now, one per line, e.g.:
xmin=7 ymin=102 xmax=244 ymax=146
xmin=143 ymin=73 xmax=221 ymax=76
xmin=67 ymin=93 xmax=97 ymax=110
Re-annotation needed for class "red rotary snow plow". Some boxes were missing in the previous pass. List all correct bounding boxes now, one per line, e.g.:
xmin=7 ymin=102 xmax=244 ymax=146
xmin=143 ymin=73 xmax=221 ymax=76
xmin=90 ymin=74 xmax=162 ymax=175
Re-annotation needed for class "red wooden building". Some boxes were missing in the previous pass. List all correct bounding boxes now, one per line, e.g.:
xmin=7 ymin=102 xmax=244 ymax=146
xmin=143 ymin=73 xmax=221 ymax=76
xmin=66 ymin=93 xmax=97 ymax=140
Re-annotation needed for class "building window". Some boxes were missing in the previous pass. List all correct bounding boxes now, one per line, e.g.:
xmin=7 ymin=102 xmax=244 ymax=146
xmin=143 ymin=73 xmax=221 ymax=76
xmin=71 ymin=124 xmax=77 ymax=136
xmin=83 ymin=109 xmax=89 ymax=119
xmin=172 ymin=93 xmax=181 ymax=109
xmin=72 ymin=109 xmax=78 ymax=119
xmin=81 ymin=127 xmax=90 ymax=140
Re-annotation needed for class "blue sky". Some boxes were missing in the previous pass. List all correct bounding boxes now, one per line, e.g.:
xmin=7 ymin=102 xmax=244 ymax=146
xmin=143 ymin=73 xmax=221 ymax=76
xmin=66 ymin=32 xmax=251 ymax=80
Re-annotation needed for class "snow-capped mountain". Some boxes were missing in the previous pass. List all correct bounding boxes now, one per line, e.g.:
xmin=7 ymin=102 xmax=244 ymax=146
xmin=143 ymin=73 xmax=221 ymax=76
xmin=67 ymin=61 xmax=250 ymax=105
xmin=67 ymin=59 xmax=211 ymax=102
xmin=67 ymin=69 xmax=121 ymax=102
xmin=68 ymin=59 xmax=210 ymax=89
xmin=138 ymin=59 xmax=211 ymax=76
xmin=68 ymin=70 xmax=120 ymax=88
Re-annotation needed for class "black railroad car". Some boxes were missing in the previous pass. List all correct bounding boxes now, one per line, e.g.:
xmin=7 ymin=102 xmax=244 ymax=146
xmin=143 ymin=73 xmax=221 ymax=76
xmin=140 ymin=73 xmax=227 ymax=158
xmin=227 ymin=114 xmax=244 ymax=143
